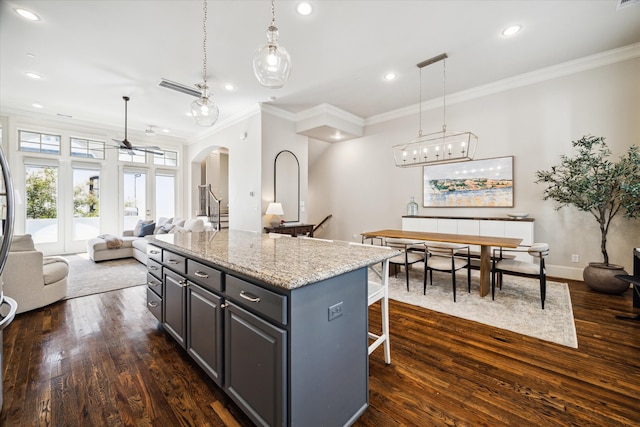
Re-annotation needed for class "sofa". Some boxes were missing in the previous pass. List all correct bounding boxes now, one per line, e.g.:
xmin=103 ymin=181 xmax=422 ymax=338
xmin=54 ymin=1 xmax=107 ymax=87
xmin=2 ymin=234 xmax=69 ymax=314
xmin=86 ymin=217 xmax=208 ymax=264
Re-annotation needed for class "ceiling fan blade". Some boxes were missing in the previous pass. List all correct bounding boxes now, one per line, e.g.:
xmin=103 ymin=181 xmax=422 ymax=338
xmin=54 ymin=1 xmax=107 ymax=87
xmin=132 ymin=147 xmax=165 ymax=155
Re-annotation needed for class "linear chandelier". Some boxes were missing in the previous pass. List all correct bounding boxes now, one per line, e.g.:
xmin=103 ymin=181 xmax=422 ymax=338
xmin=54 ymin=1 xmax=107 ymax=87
xmin=393 ymin=53 xmax=478 ymax=168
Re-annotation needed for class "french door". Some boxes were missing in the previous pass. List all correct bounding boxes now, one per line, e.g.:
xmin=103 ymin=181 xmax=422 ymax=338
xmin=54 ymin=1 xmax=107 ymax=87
xmin=122 ymin=168 xmax=149 ymax=232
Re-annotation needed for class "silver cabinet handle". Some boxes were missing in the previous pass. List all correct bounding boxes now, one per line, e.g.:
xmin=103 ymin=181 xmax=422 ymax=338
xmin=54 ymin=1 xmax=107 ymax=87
xmin=147 ymin=301 xmax=159 ymax=308
xmin=194 ymin=271 xmax=209 ymax=278
xmin=150 ymin=250 xmax=160 ymax=255
xmin=148 ymin=281 xmax=159 ymax=287
xmin=240 ymin=291 xmax=261 ymax=303
xmin=167 ymin=259 xmax=179 ymax=264
xmin=149 ymin=266 xmax=159 ymax=271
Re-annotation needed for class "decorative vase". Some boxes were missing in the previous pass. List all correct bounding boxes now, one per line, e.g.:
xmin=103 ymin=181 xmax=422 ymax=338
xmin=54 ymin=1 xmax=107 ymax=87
xmin=583 ymin=262 xmax=629 ymax=294
xmin=407 ymin=197 xmax=419 ymax=216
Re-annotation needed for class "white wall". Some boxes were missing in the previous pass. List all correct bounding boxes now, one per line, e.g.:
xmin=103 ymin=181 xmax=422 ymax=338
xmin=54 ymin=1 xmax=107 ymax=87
xmin=187 ymin=110 xmax=262 ymax=232
xmin=260 ymin=111 xmax=309 ymax=228
xmin=309 ymin=58 xmax=640 ymax=279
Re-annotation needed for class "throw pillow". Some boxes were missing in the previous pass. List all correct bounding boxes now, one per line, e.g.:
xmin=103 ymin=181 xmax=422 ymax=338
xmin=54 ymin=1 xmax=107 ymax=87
xmin=133 ymin=219 xmax=153 ymax=237
xmin=172 ymin=217 xmax=186 ymax=227
xmin=184 ymin=218 xmax=205 ymax=232
xmin=138 ymin=222 xmax=156 ymax=237
xmin=169 ymin=225 xmax=186 ymax=234
xmin=157 ymin=223 xmax=175 ymax=234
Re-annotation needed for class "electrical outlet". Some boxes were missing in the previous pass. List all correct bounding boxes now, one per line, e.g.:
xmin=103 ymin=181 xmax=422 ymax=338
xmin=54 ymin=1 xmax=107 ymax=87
xmin=571 ymin=254 xmax=580 ymax=263
xmin=328 ymin=302 xmax=343 ymax=321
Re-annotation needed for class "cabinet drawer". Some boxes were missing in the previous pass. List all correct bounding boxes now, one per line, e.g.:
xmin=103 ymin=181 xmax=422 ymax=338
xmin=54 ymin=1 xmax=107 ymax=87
xmin=147 ymin=259 xmax=162 ymax=280
xmin=226 ymin=276 xmax=287 ymax=325
xmin=187 ymin=260 xmax=223 ymax=292
xmin=147 ymin=272 xmax=162 ymax=297
xmin=147 ymin=287 xmax=162 ymax=322
xmin=163 ymin=250 xmax=186 ymax=274
xmin=147 ymin=244 xmax=162 ymax=262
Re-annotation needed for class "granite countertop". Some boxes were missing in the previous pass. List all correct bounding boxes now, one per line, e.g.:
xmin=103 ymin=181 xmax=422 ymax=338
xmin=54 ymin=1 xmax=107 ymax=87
xmin=149 ymin=230 xmax=396 ymax=290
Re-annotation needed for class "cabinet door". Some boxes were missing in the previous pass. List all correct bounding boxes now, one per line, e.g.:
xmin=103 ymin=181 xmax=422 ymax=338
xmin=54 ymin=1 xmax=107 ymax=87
xmin=163 ymin=269 xmax=186 ymax=348
xmin=224 ymin=302 xmax=286 ymax=427
xmin=187 ymin=284 xmax=223 ymax=386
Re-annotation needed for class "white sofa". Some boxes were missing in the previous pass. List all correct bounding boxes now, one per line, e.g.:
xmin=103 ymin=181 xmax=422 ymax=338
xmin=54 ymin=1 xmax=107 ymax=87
xmin=2 ymin=234 xmax=69 ymax=314
xmin=87 ymin=217 xmax=208 ymax=264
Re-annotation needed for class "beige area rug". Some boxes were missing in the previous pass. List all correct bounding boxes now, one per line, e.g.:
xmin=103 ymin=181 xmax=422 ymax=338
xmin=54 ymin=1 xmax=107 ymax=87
xmin=64 ymin=253 xmax=147 ymax=299
xmin=381 ymin=265 xmax=578 ymax=348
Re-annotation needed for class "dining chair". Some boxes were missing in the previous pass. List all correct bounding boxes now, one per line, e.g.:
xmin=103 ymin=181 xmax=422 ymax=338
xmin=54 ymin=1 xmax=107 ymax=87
xmin=384 ymin=237 xmax=426 ymax=291
xmin=350 ymin=242 xmax=392 ymax=364
xmin=491 ymin=243 xmax=550 ymax=309
xmin=423 ymin=243 xmax=471 ymax=302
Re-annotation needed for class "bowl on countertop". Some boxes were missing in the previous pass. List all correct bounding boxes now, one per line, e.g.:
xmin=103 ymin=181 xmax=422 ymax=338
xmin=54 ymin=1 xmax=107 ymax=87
xmin=507 ymin=213 xmax=529 ymax=219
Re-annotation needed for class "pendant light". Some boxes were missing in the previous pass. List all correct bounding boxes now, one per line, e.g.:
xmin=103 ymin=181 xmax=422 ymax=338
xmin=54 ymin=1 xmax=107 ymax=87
xmin=253 ymin=0 xmax=291 ymax=89
xmin=191 ymin=0 xmax=219 ymax=127
xmin=393 ymin=53 xmax=478 ymax=167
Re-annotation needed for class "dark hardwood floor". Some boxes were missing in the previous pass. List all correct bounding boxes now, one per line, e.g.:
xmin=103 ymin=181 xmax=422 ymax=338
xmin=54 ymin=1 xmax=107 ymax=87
xmin=2 ymin=279 xmax=639 ymax=426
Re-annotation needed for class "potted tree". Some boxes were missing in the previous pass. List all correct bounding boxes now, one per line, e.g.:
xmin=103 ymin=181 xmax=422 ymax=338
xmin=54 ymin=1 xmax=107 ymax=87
xmin=535 ymin=135 xmax=640 ymax=294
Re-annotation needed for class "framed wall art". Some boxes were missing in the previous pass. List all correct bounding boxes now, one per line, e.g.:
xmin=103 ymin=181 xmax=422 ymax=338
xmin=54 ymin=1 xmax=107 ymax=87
xmin=423 ymin=156 xmax=514 ymax=207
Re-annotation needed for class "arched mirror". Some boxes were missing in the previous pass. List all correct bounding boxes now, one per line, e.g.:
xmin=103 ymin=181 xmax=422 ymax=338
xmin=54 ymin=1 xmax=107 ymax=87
xmin=274 ymin=150 xmax=299 ymax=223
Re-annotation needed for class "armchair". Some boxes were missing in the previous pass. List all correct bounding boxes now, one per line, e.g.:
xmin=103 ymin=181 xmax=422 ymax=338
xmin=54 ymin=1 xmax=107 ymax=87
xmin=2 ymin=234 xmax=68 ymax=314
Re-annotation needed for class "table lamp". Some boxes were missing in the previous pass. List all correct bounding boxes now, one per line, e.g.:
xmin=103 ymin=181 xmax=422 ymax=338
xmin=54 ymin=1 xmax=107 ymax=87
xmin=266 ymin=202 xmax=285 ymax=227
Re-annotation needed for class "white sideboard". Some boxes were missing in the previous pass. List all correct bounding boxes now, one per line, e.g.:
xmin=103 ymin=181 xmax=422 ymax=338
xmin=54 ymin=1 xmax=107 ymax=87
xmin=402 ymin=216 xmax=535 ymax=262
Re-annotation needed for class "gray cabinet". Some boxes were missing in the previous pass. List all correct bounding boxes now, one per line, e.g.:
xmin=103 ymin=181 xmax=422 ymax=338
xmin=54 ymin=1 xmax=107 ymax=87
xmin=224 ymin=301 xmax=286 ymax=427
xmin=187 ymin=283 xmax=223 ymax=386
xmin=163 ymin=268 xmax=186 ymax=348
xmin=147 ymin=243 xmax=369 ymax=427
xmin=146 ymin=245 xmax=163 ymax=322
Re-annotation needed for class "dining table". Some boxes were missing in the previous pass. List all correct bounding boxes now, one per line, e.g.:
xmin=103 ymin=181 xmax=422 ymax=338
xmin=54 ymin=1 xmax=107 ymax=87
xmin=361 ymin=229 xmax=523 ymax=297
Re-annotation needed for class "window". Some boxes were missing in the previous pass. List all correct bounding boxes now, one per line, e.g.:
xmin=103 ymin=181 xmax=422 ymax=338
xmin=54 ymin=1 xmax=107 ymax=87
xmin=155 ymin=173 xmax=175 ymax=218
xmin=19 ymin=131 xmax=61 ymax=154
xmin=119 ymin=149 xmax=146 ymax=163
xmin=123 ymin=170 xmax=147 ymax=230
xmin=73 ymin=166 xmax=100 ymax=240
xmin=25 ymin=164 xmax=58 ymax=243
xmin=154 ymin=150 xmax=178 ymax=167
xmin=71 ymin=137 xmax=105 ymax=159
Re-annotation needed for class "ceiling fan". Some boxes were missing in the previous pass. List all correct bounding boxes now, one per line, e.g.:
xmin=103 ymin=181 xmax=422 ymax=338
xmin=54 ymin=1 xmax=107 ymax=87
xmin=112 ymin=96 xmax=164 ymax=156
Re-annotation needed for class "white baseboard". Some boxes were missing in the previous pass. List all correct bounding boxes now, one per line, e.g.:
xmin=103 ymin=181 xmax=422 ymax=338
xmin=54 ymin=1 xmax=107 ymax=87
xmin=547 ymin=264 xmax=584 ymax=281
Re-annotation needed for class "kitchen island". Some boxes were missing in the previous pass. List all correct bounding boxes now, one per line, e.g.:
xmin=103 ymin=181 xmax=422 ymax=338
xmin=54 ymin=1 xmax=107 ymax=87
xmin=145 ymin=230 xmax=395 ymax=427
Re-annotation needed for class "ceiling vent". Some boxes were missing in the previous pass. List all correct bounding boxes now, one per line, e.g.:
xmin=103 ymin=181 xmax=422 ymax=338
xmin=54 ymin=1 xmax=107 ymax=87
xmin=158 ymin=78 xmax=202 ymax=97
xmin=617 ymin=0 xmax=639 ymax=10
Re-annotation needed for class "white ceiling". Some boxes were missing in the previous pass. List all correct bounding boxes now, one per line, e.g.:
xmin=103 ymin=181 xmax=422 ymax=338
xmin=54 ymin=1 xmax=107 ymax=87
xmin=1 ymin=0 xmax=639 ymax=142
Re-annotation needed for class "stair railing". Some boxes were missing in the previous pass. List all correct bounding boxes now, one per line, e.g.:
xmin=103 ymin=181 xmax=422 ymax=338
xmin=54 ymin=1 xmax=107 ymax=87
xmin=197 ymin=184 xmax=222 ymax=230
xmin=312 ymin=214 xmax=332 ymax=236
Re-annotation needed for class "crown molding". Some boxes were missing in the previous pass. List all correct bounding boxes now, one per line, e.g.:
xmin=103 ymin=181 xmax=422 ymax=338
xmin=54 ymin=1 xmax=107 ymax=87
xmin=366 ymin=43 xmax=640 ymax=127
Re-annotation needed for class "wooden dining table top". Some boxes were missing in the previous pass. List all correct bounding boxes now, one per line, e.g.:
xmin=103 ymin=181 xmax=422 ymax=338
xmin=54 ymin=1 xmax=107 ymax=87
xmin=361 ymin=229 xmax=522 ymax=248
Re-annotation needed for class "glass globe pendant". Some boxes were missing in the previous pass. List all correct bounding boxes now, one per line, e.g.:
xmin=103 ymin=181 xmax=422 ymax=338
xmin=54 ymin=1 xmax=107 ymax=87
xmin=192 ymin=0 xmax=219 ymax=127
xmin=191 ymin=85 xmax=219 ymax=127
xmin=253 ymin=1 xmax=291 ymax=88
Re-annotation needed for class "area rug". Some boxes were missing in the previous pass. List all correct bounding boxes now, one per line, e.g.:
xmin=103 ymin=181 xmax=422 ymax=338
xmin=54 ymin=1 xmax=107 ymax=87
xmin=381 ymin=266 xmax=578 ymax=348
xmin=64 ymin=253 xmax=147 ymax=299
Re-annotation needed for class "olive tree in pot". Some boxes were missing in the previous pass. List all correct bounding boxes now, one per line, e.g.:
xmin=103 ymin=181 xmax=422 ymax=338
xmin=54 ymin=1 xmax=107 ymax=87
xmin=535 ymin=135 xmax=640 ymax=294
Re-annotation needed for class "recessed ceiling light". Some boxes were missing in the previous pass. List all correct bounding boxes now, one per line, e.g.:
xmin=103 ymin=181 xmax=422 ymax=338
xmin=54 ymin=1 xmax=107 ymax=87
xmin=25 ymin=72 xmax=42 ymax=79
xmin=296 ymin=2 xmax=313 ymax=16
xmin=32 ymin=103 xmax=43 ymax=109
xmin=502 ymin=25 xmax=522 ymax=37
xmin=224 ymin=83 xmax=236 ymax=91
xmin=16 ymin=8 xmax=40 ymax=21
xmin=26 ymin=53 xmax=36 ymax=59
xmin=162 ymin=128 xmax=171 ymax=133
xmin=384 ymin=72 xmax=397 ymax=81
